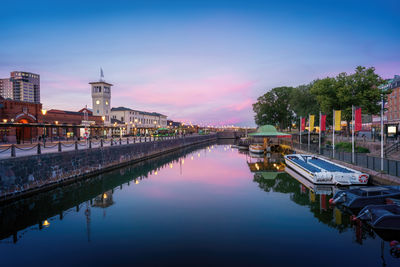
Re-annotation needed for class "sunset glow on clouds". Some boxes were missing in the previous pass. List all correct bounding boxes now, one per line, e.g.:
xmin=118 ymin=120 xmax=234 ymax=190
xmin=0 ymin=0 xmax=399 ymax=126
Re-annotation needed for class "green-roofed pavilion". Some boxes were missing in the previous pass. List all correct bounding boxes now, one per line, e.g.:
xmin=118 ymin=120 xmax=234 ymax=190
xmin=248 ymin=125 xmax=291 ymax=138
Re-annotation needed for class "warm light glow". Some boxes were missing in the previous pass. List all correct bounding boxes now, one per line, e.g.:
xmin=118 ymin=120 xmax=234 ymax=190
xmin=170 ymin=163 xmax=173 ymax=168
xmin=55 ymin=121 xmax=58 ymax=125
xmin=103 ymin=193 xmax=108 ymax=199
xmin=101 ymin=116 xmax=105 ymax=121
xmin=2 ymin=119 xmax=7 ymax=123
xmin=255 ymin=163 xmax=260 ymax=170
xmin=191 ymin=156 xmax=194 ymax=160
xmin=197 ymin=153 xmax=200 ymax=157
xmin=155 ymin=171 xmax=158 ymax=175
xmin=43 ymin=220 xmax=50 ymax=227
xmin=181 ymin=159 xmax=184 ymax=164
xmin=41 ymin=109 xmax=47 ymax=115
xmin=135 ymin=180 xmax=139 ymax=184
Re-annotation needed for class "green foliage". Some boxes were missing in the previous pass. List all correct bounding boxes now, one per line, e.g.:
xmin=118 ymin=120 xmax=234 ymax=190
xmin=310 ymin=66 xmax=385 ymax=127
xmin=289 ymin=83 xmax=320 ymax=119
xmin=253 ymin=66 xmax=385 ymax=132
xmin=253 ymin=86 xmax=294 ymax=129
xmin=335 ymin=142 xmax=370 ymax=153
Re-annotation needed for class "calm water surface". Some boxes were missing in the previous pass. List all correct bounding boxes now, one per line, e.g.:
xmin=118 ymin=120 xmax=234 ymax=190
xmin=1 ymin=142 xmax=399 ymax=266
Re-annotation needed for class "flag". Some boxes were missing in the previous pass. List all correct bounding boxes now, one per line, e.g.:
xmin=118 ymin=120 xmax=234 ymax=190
xmin=355 ymin=107 xmax=362 ymax=131
xmin=320 ymin=114 xmax=326 ymax=131
xmin=309 ymin=115 xmax=315 ymax=132
xmin=301 ymin=117 xmax=306 ymax=131
xmin=334 ymin=110 xmax=341 ymax=131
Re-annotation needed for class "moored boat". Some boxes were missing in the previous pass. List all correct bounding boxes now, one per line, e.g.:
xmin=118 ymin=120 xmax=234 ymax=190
xmin=249 ymin=144 xmax=264 ymax=154
xmin=330 ymin=186 xmax=400 ymax=209
xmin=357 ymin=204 xmax=400 ymax=230
xmin=284 ymin=154 xmax=369 ymax=186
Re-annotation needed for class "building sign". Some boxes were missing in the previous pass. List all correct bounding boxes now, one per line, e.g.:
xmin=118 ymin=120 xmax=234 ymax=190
xmin=388 ymin=126 xmax=397 ymax=134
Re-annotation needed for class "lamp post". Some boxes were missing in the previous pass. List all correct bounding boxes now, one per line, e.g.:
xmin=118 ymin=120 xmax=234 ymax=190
xmin=41 ymin=109 xmax=47 ymax=146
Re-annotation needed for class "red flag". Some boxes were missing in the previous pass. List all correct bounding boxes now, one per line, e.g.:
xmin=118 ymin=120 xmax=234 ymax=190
xmin=301 ymin=117 xmax=306 ymax=131
xmin=320 ymin=114 xmax=326 ymax=131
xmin=355 ymin=108 xmax=362 ymax=131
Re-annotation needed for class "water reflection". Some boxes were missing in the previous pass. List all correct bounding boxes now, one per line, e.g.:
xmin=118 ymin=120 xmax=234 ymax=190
xmin=250 ymin=152 xmax=399 ymax=249
xmin=0 ymin=141 xmax=216 ymax=244
xmin=0 ymin=143 xmax=399 ymax=266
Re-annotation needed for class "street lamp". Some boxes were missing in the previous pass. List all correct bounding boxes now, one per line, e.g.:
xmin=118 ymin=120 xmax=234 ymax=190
xmin=41 ymin=109 xmax=47 ymax=145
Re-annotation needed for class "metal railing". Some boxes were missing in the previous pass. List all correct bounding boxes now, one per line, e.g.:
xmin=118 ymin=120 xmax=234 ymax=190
xmin=0 ymin=134 xmax=194 ymax=158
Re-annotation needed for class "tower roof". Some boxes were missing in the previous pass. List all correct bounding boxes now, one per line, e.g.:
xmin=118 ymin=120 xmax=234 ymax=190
xmin=89 ymin=81 xmax=113 ymax=86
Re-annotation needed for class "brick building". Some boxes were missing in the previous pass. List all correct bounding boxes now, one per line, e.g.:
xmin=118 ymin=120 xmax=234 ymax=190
xmin=0 ymin=97 xmax=104 ymax=143
xmin=384 ymin=75 xmax=400 ymax=137
xmin=0 ymin=96 xmax=43 ymax=142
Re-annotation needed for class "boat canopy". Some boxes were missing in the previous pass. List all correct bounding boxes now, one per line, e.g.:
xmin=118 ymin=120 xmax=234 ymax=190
xmin=157 ymin=127 xmax=169 ymax=131
xmin=248 ymin=125 xmax=291 ymax=138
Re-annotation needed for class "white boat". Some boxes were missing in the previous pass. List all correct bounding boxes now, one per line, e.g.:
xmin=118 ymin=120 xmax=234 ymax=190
xmin=249 ymin=144 xmax=264 ymax=154
xmin=284 ymin=154 xmax=369 ymax=186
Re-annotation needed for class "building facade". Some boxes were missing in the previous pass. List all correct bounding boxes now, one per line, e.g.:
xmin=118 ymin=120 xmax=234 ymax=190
xmin=0 ymin=97 xmax=43 ymax=142
xmin=0 ymin=71 xmax=40 ymax=103
xmin=110 ymin=106 xmax=167 ymax=135
xmin=383 ymin=75 xmax=400 ymax=137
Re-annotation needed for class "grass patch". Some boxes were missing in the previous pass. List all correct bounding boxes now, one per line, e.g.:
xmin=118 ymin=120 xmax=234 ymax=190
xmin=335 ymin=142 xmax=370 ymax=153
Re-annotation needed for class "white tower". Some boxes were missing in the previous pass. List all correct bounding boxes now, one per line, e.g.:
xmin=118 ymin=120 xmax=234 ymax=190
xmin=90 ymin=69 xmax=112 ymax=125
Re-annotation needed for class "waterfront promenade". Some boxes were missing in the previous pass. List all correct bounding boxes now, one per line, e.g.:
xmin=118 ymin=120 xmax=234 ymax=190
xmin=0 ymin=136 xmax=182 ymax=159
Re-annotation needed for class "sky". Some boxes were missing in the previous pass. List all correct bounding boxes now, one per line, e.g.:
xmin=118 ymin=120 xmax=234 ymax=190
xmin=0 ymin=0 xmax=399 ymax=127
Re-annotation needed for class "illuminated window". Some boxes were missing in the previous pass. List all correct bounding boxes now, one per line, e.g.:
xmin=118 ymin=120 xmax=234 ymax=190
xmin=106 ymin=101 xmax=109 ymax=105
xmin=96 ymin=100 xmax=100 ymax=105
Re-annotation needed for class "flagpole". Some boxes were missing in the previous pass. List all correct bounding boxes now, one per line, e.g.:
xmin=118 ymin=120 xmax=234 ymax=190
xmin=333 ymin=109 xmax=335 ymax=158
xmin=319 ymin=111 xmax=321 ymax=154
xmin=352 ymin=105 xmax=355 ymax=164
xmin=299 ymin=116 xmax=302 ymax=145
xmin=381 ymin=94 xmax=384 ymax=171
xmin=308 ymin=114 xmax=310 ymax=152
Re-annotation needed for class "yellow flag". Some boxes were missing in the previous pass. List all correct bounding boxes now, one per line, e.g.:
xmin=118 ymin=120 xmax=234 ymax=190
xmin=309 ymin=115 xmax=315 ymax=132
xmin=334 ymin=110 xmax=341 ymax=131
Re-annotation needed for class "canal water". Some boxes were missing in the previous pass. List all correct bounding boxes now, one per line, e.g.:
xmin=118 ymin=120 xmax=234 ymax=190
xmin=1 ymin=141 xmax=399 ymax=266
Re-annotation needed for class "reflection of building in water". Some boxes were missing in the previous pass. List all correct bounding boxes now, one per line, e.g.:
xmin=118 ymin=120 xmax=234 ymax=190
xmin=92 ymin=190 xmax=114 ymax=209
xmin=247 ymin=152 xmax=285 ymax=173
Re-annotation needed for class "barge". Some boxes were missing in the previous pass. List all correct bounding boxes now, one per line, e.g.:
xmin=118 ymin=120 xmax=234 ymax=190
xmin=284 ymin=154 xmax=369 ymax=186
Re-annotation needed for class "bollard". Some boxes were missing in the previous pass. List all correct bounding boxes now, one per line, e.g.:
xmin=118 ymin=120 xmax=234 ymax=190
xmin=133 ymin=137 xmax=136 ymax=144
xmin=111 ymin=139 xmax=113 ymax=146
xmin=119 ymin=138 xmax=122 ymax=145
xmin=75 ymin=141 xmax=78 ymax=150
xmin=101 ymin=138 xmax=103 ymax=147
xmin=58 ymin=142 xmax=62 ymax=152
xmin=37 ymin=143 xmax=41 ymax=154
xmin=127 ymin=138 xmax=129 ymax=144
xmin=145 ymin=136 xmax=147 ymax=142
xmin=11 ymin=144 xmax=16 ymax=157
xmin=89 ymin=140 xmax=92 ymax=149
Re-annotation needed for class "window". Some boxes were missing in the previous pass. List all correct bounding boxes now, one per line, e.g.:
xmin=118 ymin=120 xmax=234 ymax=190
xmin=96 ymin=100 xmax=100 ymax=105
xmin=105 ymin=101 xmax=109 ymax=105
xmin=97 ymin=110 xmax=99 ymax=114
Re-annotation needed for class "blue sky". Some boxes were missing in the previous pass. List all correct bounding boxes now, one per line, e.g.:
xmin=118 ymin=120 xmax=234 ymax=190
xmin=0 ymin=0 xmax=399 ymax=126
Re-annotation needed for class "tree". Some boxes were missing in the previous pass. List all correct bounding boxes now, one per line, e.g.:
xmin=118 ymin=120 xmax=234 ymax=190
xmin=290 ymin=83 xmax=320 ymax=123
xmin=253 ymin=87 xmax=294 ymax=130
xmin=311 ymin=66 xmax=384 ymax=134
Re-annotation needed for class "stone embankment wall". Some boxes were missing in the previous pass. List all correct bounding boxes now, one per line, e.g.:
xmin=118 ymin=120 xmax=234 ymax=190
xmin=0 ymin=134 xmax=217 ymax=202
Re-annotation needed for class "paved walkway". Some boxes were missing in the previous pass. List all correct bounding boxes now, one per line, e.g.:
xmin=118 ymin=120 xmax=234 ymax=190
xmin=0 ymin=136 xmax=179 ymax=159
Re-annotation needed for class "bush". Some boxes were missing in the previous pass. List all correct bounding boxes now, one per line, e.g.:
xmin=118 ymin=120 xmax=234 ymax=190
xmin=335 ymin=142 xmax=370 ymax=153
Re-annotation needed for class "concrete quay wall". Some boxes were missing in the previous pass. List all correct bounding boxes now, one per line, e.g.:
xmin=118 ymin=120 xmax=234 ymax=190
xmin=0 ymin=134 xmax=217 ymax=203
